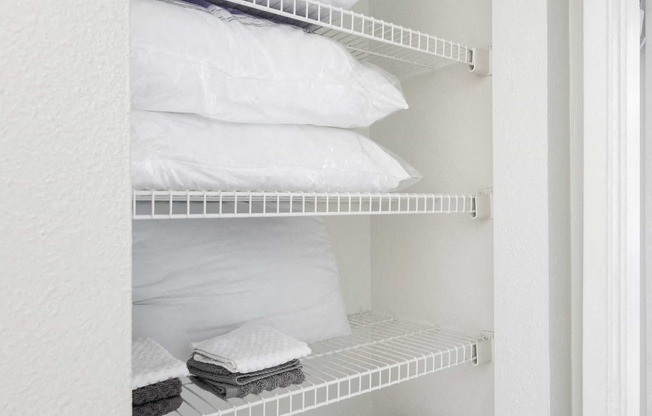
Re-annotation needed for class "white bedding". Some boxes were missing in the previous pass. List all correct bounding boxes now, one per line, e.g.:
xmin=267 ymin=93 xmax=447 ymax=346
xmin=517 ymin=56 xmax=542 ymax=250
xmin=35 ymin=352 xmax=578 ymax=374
xmin=131 ymin=111 xmax=421 ymax=192
xmin=130 ymin=0 xmax=407 ymax=128
xmin=132 ymin=217 xmax=352 ymax=360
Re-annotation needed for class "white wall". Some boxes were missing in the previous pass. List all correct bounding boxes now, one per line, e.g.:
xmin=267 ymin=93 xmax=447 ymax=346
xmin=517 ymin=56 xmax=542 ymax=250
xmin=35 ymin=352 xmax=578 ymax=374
xmin=647 ymin=0 xmax=652 ymax=411
xmin=368 ymin=0 xmax=493 ymax=415
xmin=641 ymin=1 xmax=652 ymax=415
xmin=325 ymin=218 xmax=371 ymax=314
xmin=494 ymin=0 xmax=571 ymax=415
xmin=0 ymin=1 xmax=131 ymax=415
xmin=570 ymin=1 xmax=584 ymax=415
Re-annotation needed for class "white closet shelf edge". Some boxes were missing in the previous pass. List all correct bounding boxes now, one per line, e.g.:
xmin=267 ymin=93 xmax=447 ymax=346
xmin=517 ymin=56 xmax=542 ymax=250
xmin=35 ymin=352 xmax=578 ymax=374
xmin=132 ymin=190 xmax=484 ymax=219
xmin=206 ymin=0 xmax=483 ymax=77
xmin=174 ymin=312 xmax=493 ymax=416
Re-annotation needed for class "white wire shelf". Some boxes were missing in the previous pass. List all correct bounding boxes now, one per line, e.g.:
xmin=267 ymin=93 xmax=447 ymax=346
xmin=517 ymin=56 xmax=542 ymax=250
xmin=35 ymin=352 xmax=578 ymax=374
xmin=132 ymin=190 xmax=477 ymax=219
xmin=208 ymin=0 xmax=483 ymax=77
xmin=172 ymin=312 xmax=493 ymax=416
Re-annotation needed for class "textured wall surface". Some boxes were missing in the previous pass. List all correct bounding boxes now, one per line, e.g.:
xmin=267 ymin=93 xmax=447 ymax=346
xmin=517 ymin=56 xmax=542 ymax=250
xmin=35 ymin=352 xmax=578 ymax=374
xmin=493 ymin=0 xmax=552 ymax=413
xmin=0 ymin=1 xmax=131 ymax=415
xmin=494 ymin=0 xmax=571 ymax=415
xmin=368 ymin=0 xmax=494 ymax=415
xmin=325 ymin=217 xmax=371 ymax=315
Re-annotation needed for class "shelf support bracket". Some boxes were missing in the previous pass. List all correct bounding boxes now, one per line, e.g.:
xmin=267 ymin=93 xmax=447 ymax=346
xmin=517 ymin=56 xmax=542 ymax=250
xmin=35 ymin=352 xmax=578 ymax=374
xmin=469 ymin=47 xmax=492 ymax=76
xmin=473 ymin=332 xmax=494 ymax=366
xmin=472 ymin=188 xmax=493 ymax=220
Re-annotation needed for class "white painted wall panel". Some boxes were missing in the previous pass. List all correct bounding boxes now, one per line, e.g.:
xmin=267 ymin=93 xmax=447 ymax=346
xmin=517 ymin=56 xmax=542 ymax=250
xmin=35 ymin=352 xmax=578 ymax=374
xmin=367 ymin=1 xmax=493 ymax=415
xmin=325 ymin=217 xmax=371 ymax=314
xmin=570 ymin=1 xmax=584 ymax=415
xmin=644 ymin=4 xmax=652 ymax=415
xmin=0 ymin=1 xmax=131 ymax=415
xmin=493 ymin=0 xmax=551 ymax=406
xmin=494 ymin=0 xmax=571 ymax=415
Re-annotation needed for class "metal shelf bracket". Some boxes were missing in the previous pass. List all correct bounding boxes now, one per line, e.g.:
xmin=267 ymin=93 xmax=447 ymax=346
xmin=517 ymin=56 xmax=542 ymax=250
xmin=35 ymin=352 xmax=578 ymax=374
xmin=469 ymin=47 xmax=492 ymax=76
xmin=472 ymin=188 xmax=493 ymax=220
xmin=473 ymin=332 xmax=494 ymax=366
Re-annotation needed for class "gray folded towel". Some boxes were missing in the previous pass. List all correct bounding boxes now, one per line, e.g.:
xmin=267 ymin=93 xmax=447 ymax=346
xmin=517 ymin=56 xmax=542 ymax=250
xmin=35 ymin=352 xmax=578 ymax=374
xmin=133 ymin=378 xmax=183 ymax=406
xmin=132 ymin=394 xmax=182 ymax=416
xmin=191 ymin=367 xmax=305 ymax=399
xmin=187 ymin=357 xmax=302 ymax=386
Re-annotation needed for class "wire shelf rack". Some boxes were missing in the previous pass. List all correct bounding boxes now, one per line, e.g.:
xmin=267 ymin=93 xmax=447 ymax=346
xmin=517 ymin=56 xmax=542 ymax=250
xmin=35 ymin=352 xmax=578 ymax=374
xmin=208 ymin=0 xmax=479 ymax=77
xmin=172 ymin=312 xmax=492 ymax=416
xmin=132 ymin=190 xmax=477 ymax=219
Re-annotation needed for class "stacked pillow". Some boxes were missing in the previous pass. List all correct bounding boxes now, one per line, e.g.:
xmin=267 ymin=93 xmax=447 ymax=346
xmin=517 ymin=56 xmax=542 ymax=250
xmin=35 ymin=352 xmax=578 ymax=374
xmin=133 ymin=217 xmax=351 ymax=359
xmin=131 ymin=0 xmax=420 ymax=353
xmin=131 ymin=111 xmax=421 ymax=192
xmin=131 ymin=0 xmax=420 ymax=193
xmin=131 ymin=0 xmax=405 ymax=128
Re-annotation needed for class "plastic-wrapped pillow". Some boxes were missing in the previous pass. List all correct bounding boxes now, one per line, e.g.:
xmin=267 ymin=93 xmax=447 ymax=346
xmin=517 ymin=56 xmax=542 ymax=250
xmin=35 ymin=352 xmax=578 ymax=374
xmin=130 ymin=0 xmax=407 ymax=128
xmin=131 ymin=111 xmax=421 ymax=192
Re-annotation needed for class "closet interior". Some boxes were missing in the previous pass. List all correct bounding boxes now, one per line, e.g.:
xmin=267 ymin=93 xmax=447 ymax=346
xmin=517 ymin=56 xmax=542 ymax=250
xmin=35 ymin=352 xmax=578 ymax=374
xmin=131 ymin=0 xmax=493 ymax=415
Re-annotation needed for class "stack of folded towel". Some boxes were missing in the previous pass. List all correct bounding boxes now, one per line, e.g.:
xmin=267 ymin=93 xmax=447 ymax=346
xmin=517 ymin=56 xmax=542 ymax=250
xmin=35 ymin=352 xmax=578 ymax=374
xmin=133 ymin=337 xmax=190 ymax=416
xmin=187 ymin=324 xmax=311 ymax=399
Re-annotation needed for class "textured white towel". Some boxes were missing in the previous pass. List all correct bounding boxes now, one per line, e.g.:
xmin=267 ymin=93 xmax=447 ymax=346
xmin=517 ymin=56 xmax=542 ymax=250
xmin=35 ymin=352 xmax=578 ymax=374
xmin=132 ymin=337 xmax=189 ymax=389
xmin=190 ymin=325 xmax=311 ymax=373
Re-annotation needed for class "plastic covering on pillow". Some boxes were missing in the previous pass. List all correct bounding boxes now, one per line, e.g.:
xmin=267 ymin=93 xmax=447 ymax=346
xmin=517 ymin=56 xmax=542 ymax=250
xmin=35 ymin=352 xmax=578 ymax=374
xmin=130 ymin=0 xmax=407 ymax=128
xmin=132 ymin=217 xmax=352 ymax=360
xmin=131 ymin=111 xmax=421 ymax=192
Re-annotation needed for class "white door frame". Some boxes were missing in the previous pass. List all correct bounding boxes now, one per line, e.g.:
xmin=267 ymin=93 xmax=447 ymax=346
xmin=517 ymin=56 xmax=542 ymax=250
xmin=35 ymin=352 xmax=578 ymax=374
xmin=583 ymin=1 xmax=642 ymax=415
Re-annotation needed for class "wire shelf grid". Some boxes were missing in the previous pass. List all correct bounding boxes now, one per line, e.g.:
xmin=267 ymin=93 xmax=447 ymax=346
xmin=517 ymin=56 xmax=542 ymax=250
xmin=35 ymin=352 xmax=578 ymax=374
xmin=132 ymin=190 xmax=476 ymax=219
xmin=208 ymin=0 xmax=474 ymax=76
xmin=172 ymin=312 xmax=491 ymax=416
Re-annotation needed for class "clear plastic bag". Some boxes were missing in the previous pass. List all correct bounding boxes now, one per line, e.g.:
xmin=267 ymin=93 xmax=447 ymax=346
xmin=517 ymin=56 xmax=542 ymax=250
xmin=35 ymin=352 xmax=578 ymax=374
xmin=130 ymin=0 xmax=407 ymax=128
xmin=131 ymin=111 xmax=422 ymax=192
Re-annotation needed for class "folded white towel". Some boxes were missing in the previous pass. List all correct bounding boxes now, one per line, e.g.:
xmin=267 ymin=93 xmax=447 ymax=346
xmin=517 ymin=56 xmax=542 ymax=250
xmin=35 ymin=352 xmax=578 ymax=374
xmin=190 ymin=325 xmax=311 ymax=373
xmin=132 ymin=337 xmax=189 ymax=389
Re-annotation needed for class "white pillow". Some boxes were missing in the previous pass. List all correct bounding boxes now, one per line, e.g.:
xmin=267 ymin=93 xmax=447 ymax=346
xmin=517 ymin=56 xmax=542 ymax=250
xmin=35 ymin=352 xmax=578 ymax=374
xmin=130 ymin=0 xmax=407 ymax=128
xmin=131 ymin=111 xmax=421 ymax=192
xmin=132 ymin=217 xmax=352 ymax=360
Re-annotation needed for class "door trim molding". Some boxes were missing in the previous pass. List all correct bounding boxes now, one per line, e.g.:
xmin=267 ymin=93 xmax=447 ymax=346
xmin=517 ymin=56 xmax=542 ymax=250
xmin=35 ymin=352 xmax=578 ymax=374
xmin=583 ymin=1 xmax=642 ymax=415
